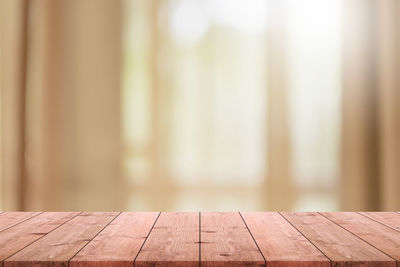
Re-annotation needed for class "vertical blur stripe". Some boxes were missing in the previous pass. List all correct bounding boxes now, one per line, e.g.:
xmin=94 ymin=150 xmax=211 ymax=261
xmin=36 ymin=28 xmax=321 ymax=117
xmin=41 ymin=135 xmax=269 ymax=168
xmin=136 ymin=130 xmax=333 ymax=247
xmin=342 ymin=0 xmax=379 ymax=211
xmin=265 ymin=0 xmax=295 ymax=210
xmin=0 ymin=0 xmax=29 ymax=210
xmin=375 ymin=0 xmax=400 ymax=210
xmin=341 ymin=0 xmax=400 ymax=210
xmin=23 ymin=0 xmax=124 ymax=211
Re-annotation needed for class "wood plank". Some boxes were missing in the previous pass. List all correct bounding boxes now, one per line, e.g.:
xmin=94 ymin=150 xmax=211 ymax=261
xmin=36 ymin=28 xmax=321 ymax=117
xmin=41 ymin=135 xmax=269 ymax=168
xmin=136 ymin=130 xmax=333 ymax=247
xmin=201 ymin=212 xmax=264 ymax=267
xmin=0 ymin=212 xmax=41 ymax=232
xmin=135 ymin=212 xmax=199 ymax=267
xmin=281 ymin=212 xmax=395 ymax=267
xmin=241 ymin=212 xmax=329 ymax=267
xmin=5 ymin=212 xmax=119 ymax=267
xmin=0 ymin=212 xmax=79 ymax=265
xmin=359 ymin=212 xmax=400 ymax=232
xmin=322 ymin=212 xmax=400 ymax=263
xmin=70 ymin=212 xmax=159 ymax=267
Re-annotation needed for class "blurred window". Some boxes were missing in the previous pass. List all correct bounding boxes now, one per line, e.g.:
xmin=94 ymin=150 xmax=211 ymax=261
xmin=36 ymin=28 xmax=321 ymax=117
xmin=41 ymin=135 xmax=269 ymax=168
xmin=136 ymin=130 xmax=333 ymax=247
xmin=123 ymin=0 xmax=341 ymax=210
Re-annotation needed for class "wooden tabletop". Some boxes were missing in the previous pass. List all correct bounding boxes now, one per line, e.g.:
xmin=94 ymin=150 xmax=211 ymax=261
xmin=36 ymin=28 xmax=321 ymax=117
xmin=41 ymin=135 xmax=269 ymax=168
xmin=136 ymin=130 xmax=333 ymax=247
xmin=0 ymin=212 xmax=399 ymax=267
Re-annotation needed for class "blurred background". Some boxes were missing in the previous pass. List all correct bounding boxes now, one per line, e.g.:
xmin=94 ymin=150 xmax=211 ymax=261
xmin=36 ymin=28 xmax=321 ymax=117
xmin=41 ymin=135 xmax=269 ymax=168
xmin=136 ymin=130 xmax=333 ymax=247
xmin=1 ymin=0 xmax=399 ymax=211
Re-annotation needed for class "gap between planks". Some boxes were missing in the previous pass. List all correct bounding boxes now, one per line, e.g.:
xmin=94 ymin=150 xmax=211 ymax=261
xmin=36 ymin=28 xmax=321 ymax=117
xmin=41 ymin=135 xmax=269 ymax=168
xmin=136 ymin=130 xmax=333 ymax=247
xmin=277 ymin=211 xmax=332 ymax=265
xmin=3 ymin=212 xmax=399 ymax=267
xmin=239 ymin=212 xmax=266 ymax=265
xmin=281 ymin=212 xmax=395 ymax=267
xmin=0 ymin=212 xmax=42 ymax=233
xmin=4 ymin=212 xmax=119 ymax=267
xmin=133 ymin=212 xmax=161 ymax=266
xmin=135 ymin=212 xmax=200 ymax=267
xmin=358 ymin=212 xmax=400 ymax=233
xmin=1 ymin=212 xmax=81 ymax=267
xmin=134 ymin=212 xmax=266 ymax=267
xmin=1 ymin=212 xmax=331 ymax=267
xmin=67 ymin=212 xmax=122 ymax=266
xmin=320 ymin=212 xmax=400 ymax=266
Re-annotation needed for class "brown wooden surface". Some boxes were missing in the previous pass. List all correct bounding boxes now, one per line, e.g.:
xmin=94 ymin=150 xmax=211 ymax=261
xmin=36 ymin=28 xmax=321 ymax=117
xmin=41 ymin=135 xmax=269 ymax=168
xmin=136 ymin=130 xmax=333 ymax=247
xmin=201 ymin=212 xmax=264 ymax=267
xmin=241 ymin=212 xmax=329 ymax=267
xmin=322 ymin=212 xmax=400 ymax=263
xmin=0 ymin=212 xmax=40 ymax=232
xmin=5 ymin=212 xmax=119 ymax=267
xmin=0 ymin=212 xmax=79 ymax=263
xmin=281 ymin=212 xmax=395 ymax=267
xmin=1 ymin=212 xmax=400 ymax=266
xmin=135 ymin=212 xmax=199 ymax=267
xmin=359 ymin=212 xmax=400 ymax=232
xmin=70 ymin=212 xmax=159 ymax=267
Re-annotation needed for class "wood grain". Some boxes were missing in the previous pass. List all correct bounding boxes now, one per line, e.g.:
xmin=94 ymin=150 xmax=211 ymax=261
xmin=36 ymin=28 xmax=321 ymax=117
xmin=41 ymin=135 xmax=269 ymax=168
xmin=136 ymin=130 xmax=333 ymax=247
xmin=0 ymin=212 xmax=78 ymax=265
xmin=201 ymin=212 xmax=264 ymax=267
xmin=360 ymin=212 xmax=400 ymax=232
xmin=241 ymin=212 xmax=329 ymax=267
xmin=0 ymin=212 xmax=41 ymax=232
xmin=2 ymin=212 xmax=400 ymax=267
xmin=322 ymin=212 xmax=400 ymax=263
xmin=70 ymin=212 xmax=159 ymax=267
xmin=135 ymin=212 xmax=199 ymax=267
xmin=4 ymin=212 xmax=119 ymax=267
xmin=281 ymin=212 xmax=395 ymax=267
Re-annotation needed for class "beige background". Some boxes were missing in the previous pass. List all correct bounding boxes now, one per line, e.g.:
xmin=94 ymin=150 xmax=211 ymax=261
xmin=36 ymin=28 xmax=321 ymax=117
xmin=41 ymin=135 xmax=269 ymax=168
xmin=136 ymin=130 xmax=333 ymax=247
xmin=1 ymin=0 xmax=399 ymax=211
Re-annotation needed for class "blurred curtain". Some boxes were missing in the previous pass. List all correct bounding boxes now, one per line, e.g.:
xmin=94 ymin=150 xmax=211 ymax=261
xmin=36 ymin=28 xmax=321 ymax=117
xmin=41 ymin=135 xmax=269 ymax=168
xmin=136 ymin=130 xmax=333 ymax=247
xmin=264 ymin=0 xmax=295 ymax=210
xmin=342 ymin=0 xmax=400 ymax=210
xmin=1 ymin=0 xmax=28 ymax=210
xmin=2 ymin=0 xmax=400 ymax=211
xmin=1 ymin=0 xmax=124 ymax=210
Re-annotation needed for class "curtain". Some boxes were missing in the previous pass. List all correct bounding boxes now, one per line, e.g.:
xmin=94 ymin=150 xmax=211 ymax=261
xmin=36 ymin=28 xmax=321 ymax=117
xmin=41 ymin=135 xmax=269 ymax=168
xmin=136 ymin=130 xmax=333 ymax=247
xmin=1 ymin=0 xmax=124 ymax=210
xmin=341 ymin=0 xmax=400 ymax=210
xmin=264 ymin=0 xmax=295 ymax=210
xmin=1 ymin=0 xmax=28 ymax=210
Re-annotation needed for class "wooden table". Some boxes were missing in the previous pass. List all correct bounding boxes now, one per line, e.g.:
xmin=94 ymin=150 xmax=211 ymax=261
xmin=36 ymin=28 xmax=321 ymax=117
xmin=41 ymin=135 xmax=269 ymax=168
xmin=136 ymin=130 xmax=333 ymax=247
xmin=0 ymin=212 xmax=399 ymax=266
